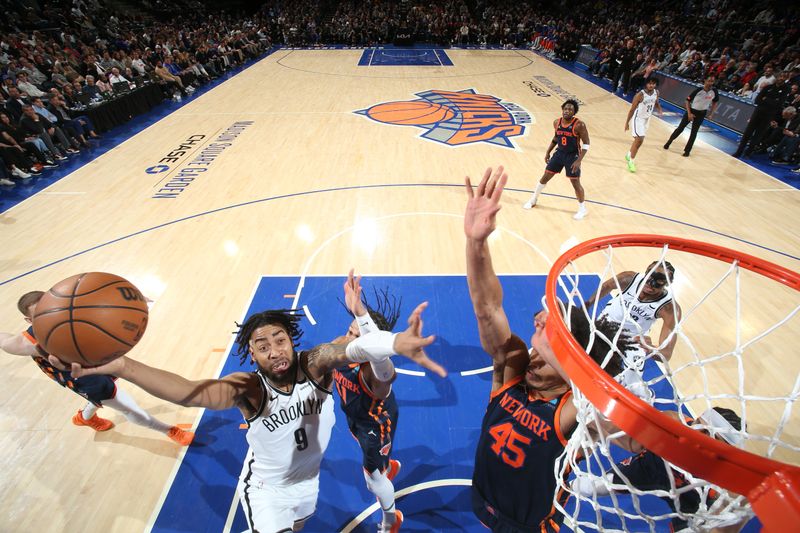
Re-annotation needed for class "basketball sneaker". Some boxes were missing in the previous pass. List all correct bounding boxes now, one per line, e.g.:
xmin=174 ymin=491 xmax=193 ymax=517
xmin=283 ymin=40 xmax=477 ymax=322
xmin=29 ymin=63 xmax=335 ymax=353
xmin=522 ymin=196 xmax=537 ymax=209
xmin=167 ymin=426 xmax=195 ymax=446
xmin=379 ymin=510 xmax=403 ymax=533
xmin=72 ymin=410 xmax=114 ymax=431
xmin=573 ymin=206 xmax=588 ymax=220
xmin=386 ymin=459 xmax=402 ymax=481
xmin=626 ymin=159 xmax=636 ymax=173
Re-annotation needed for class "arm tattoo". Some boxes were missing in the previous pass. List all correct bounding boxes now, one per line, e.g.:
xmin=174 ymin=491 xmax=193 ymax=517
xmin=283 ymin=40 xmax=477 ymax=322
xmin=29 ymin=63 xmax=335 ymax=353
xmin=304 ymin=342 xmax=348 ymax=374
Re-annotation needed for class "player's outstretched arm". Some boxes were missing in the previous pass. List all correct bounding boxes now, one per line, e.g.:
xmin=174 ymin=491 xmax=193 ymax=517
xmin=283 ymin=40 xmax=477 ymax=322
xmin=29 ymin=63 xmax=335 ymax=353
xmin=464 ymin=167 xmax=528 ymax=387
xmin=655 ymin=301 xmax=681 ymax=360
xmin=305 ymin=301 xmax=446 ymax=378
xmin=585 ymin=271 xmax=636 ymax=311
xmin=48 ymin=355 xmax=257 ymax=412
xmin=0 ymin=332 xmax=39 ymax=356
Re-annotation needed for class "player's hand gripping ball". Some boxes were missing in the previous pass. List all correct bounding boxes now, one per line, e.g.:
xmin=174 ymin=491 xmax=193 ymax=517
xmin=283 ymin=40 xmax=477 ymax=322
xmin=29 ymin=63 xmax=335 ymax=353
xmin=32 ymin=272 xmax=149 ymax=366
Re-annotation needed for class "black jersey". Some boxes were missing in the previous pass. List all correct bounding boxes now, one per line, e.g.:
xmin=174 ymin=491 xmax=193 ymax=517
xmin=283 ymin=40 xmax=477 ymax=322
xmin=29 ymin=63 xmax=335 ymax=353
xmin=333 ymin=363 xmax=399 ymax=470
xmin=23 ymin=326 xmax=117 ymax=405
xmin=554 ymin=117 xmax=580 ymax=154
xmin=472 ymin=376 xmax=572 ymax=530
xmin=613 ymin=449 xmax=704 ymax=530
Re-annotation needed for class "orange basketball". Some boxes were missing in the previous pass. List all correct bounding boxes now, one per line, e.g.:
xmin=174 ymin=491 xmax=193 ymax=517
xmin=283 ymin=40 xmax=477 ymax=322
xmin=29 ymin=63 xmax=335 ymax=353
xmin=32 ymin=272 xmax=149 ymax=366
xmin=366 ymin=100 xmax=455 ymax=125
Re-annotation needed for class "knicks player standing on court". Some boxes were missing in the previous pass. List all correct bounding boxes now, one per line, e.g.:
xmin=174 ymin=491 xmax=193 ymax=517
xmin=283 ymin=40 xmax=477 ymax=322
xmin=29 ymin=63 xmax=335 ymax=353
xmin=585 ymin=261 xmax=681 ymax=367
xmin=333 ymin=271 xmax=442 ymax=533
xmin=0 ymin=291 xmax=194 ymax=445
xmin=625 ymin=76 xmax=663 ymax=173
xmin=49 ymin=305 xmax=444 ymax=533
xmin=465 ymin=166 xmax=634 ymax=532
xmin=523 ymin=99 xmax=590 ymax=220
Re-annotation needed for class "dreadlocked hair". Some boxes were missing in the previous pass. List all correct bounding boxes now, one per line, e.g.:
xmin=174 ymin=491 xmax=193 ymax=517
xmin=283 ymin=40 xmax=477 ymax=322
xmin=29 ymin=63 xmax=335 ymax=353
xmin=233 ymin=309 xmax=304 ymax=365
xmin=338 ymin=286 xmax=402 ymax=331
xmin=567 ymin=307 xmax=634 ymax=378
xmin=363 ymin=286 xmax=402 ymax=330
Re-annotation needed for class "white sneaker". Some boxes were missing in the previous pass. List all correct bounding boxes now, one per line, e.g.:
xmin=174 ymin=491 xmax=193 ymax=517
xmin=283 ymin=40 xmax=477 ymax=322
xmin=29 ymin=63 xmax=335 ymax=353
xmin=0 ymin=177 xmax=15 ymax=186
xmin=522 ymin=196 xmax=537 ymax=209
xmin=11 ymin=167 xmax=31 ymax=179
xmin=573 ymin=207 xmax=588 ymax=220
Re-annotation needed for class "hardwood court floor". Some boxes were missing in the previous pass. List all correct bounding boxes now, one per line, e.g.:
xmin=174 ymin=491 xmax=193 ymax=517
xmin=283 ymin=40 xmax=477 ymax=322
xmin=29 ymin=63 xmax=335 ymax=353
xmin=0 ymin=49 xmax=796 ymax=532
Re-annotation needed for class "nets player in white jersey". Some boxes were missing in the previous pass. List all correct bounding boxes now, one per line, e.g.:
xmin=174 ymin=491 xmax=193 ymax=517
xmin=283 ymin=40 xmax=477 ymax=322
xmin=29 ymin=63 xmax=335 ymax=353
xmin=48 ymin=305 xmax=444 ymax=533
xmin=585 ymin=261 xmax=681 ymax=380
xmin=624 ymin=77 xmax=663 ymax=173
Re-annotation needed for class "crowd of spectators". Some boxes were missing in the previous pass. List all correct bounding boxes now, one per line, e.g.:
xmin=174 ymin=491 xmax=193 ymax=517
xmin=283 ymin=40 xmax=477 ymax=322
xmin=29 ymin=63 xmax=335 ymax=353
xmin=0 ymin=0 xmax=269 ymax=188
xmin=1 ymin=0 xmax=799 ymax=189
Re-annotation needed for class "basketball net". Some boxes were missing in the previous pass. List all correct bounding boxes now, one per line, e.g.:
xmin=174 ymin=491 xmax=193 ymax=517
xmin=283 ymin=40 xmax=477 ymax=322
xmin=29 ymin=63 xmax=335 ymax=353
xmin=543 ymin=235 xmax=800 ymax=532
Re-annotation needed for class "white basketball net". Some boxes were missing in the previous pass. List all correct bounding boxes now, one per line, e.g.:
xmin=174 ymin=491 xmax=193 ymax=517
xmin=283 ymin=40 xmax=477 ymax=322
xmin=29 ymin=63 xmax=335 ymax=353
xmin=548 ymin=243 xmax=800 ymax=532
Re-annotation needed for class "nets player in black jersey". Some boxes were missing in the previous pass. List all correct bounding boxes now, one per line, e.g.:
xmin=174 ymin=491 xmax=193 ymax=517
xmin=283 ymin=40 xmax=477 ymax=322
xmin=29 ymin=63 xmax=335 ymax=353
xmin=465 ymin=166 xmax=635 ymax=532
xmin=572 ymin=407 xmax=745 ymax=533
xmin=0 ymin=291 xmax=194 ymax=445
xmin=523 ymin=99 xmax=591 ymax=220
xmin=332 ymin=271 xmax=430 ymax=533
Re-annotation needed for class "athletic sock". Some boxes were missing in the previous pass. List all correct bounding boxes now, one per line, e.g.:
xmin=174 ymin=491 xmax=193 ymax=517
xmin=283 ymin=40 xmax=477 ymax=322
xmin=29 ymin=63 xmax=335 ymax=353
xmin=81 ymin=402 xmax=99 ymax=420
xmin=103 ymin=387 xmax=172 ymax=433
xmin=533 ymin=182 xmax=546 ymax=201
xmin=364 ymin=469 xmax=397 ymax=526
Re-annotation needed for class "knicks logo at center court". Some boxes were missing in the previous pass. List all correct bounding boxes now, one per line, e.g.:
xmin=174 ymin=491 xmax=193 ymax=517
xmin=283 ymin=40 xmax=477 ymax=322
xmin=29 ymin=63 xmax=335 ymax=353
xmin=355 ymin=89 xmax=532 ymax=149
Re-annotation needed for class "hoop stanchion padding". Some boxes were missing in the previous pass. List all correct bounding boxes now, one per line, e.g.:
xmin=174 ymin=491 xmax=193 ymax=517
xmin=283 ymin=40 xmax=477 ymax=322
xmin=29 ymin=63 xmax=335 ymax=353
xmin=544 ymin=233 xmax=800 ymax=531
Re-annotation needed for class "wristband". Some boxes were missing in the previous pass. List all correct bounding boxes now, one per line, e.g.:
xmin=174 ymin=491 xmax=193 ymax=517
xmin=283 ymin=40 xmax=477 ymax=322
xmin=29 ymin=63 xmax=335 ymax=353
xmin=345 ymin=330 xmax=396 ymax=363
xmin=582 ymin=143 xmax=590 ymax=151
xmin=355 ymin=311 xmax=378 ymax=336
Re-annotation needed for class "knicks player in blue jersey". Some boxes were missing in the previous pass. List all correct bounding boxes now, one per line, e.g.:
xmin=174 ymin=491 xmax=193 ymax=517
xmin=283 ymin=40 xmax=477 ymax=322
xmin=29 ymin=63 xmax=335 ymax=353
xmin=572 ymin=407 xmax=745 ymax=533
xmin=333 ymin=271 xmax=438 ymax=533
xmin=0 ymin=291 xmax=194 ymax=444
xmin=465 ymin=166 xmax=635 ymax=532
xmin=523 ymin=99 xmax=591 ymax=220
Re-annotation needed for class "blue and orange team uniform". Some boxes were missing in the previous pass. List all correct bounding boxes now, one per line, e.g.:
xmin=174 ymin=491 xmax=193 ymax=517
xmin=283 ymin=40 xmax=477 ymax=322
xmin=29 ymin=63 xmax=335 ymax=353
xmin=472 ymin=376 xmax=572 ymax=533
xmin=333 ymin=363 xmax=399 ymax=473
xmin=613 ymin=447 xmax=709 ymax=532
xmin=546 ymin=117 xmax=581 ymax=178
xmin=23 ymin=327 xmax=117 ymax=406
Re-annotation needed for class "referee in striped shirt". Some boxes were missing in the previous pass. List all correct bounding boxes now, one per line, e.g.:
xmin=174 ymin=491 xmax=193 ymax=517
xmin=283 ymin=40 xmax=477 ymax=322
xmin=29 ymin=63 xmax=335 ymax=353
xmin=664 ymin=75 xmax=719 ymax=157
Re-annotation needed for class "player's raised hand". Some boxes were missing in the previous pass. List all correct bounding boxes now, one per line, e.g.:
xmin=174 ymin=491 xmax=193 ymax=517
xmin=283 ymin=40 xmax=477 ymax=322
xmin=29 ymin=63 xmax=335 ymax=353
xmin=48 ymin=354 xmax=126 ymax=377
xmin=464 ymin=166 xmax=508 ymax=241
xmin=393 ymin=302 xmax=447 ymax=377
xmin=343 ymin=268 xmax=367 ymax=316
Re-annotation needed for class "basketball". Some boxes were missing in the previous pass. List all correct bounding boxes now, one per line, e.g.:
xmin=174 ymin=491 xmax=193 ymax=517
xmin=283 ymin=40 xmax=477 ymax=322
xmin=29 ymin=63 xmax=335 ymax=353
xmin=366 ymin=100 xmax=455 ymax=125
xmin=32 ymin=272 xmax=149 ymax=366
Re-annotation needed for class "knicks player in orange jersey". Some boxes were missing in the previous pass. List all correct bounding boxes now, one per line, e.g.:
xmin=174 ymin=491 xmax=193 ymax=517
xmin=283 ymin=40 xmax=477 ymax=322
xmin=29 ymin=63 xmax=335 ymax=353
xmin=523 ymin=99 xmax=590 ymax=220
xmin=465 ymin=166 xmax=637 ymax=532
xmin=331 ymin=271 xmax=437 ymax=533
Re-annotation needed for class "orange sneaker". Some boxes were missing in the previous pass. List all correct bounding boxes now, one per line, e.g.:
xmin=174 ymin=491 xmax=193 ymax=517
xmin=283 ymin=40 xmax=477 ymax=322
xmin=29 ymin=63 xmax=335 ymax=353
xmin=386 ymin=459 xmax=402 ymax=481
xmin=167 ymin=426 xmax=194 ymax=446
xmin=72 ymin=410 xmax=114 ymax=431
